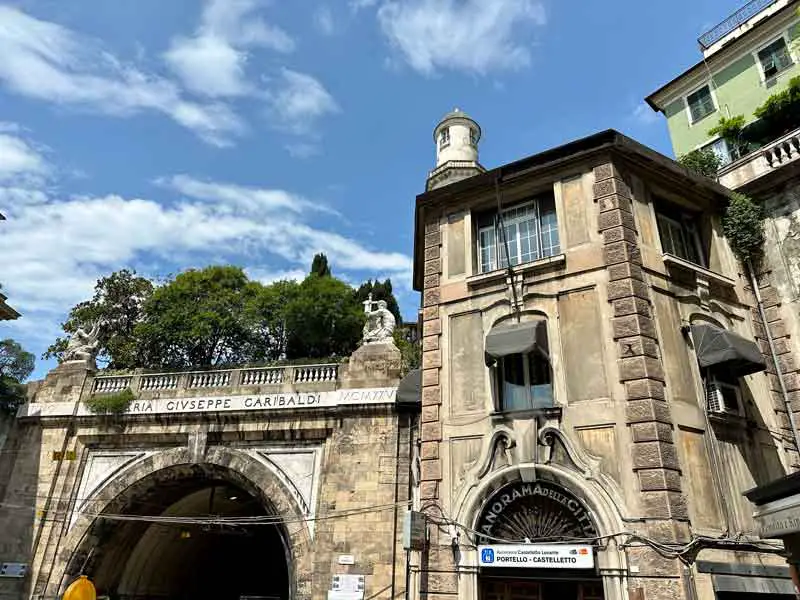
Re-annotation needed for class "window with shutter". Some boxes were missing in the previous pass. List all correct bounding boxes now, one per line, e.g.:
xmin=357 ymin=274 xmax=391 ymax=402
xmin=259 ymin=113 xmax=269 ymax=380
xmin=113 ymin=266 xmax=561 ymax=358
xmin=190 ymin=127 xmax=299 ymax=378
xmin=758 ymin=38 xmax=793 ymax=79
xmin=686 ymin=86 xmax=716 ymax=122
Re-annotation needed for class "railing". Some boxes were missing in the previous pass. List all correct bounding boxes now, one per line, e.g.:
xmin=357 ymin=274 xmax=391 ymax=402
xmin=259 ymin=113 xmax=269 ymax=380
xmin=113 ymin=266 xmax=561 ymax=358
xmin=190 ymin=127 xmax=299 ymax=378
xmin=240 ymin=367 xmax=284 ymax=386
xmin=717 ymin=126 xmax=800 ymax=189
xmin=763 ymin=131 xmax=800 ymax=166
xmin=91 ymin=364 xmax=339 ymax=395
xmin=92 ymin=376 xmax=132 ymax=394
xmin=698 ymin=0 xmax=778 ymax=49
xmin=294 ymin=364 xmax=338 ymax=383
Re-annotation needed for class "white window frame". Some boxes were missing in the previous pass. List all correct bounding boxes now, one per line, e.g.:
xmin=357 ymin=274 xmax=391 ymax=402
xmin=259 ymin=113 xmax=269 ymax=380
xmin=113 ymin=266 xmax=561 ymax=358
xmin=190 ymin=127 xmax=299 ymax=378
xmin=752 ymin=32 xmax=796 ymax=84
xmin=698 ymin=136 xmax=732 ymax=167
xmin=684 ymin=83 xmax=718 ymax=125
xmin=475 ymin=198 xmax=560 ymax=274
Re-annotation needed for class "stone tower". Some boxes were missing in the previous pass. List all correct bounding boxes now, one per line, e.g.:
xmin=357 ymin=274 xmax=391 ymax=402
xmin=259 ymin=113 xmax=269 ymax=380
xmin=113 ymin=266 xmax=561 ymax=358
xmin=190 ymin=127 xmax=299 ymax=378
xmin=426 ymin=108 xmax=485 ymax=191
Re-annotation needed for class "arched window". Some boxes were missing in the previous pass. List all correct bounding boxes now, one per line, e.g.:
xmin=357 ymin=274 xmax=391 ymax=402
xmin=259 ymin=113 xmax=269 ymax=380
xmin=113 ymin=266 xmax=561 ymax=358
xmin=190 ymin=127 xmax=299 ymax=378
xmin=485 ymin=318 xmax=552 ymax=411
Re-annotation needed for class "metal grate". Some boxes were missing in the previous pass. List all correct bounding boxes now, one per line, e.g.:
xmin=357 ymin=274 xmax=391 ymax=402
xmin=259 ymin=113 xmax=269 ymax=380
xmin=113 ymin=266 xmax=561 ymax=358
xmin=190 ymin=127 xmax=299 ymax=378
xmin=698 ymin=0 xmax=779 ymax=49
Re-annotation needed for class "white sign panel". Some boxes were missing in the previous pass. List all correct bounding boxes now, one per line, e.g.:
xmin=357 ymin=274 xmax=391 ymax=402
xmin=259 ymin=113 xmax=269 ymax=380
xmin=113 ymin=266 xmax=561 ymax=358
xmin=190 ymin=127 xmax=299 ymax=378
xmin=753 ymin=495 xmax=800 ymax=538
xmin=478 ymin=545 xmax=594 ymax=569
xmin=22 ymin=388 xmax=397 ymax=418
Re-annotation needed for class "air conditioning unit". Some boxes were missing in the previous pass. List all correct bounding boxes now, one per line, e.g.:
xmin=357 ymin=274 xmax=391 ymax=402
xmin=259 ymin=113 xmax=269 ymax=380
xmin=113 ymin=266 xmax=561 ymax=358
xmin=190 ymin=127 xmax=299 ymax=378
xmin=705 ymin=379 xmax=742 ymax=416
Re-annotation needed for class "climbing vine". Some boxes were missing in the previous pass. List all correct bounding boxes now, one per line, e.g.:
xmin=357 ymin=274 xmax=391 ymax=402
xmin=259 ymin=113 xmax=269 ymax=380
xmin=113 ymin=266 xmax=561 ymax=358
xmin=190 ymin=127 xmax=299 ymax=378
xmin=722 ymin=192 xmax=765 ymax=264
xmin=84 ymin=388 xmax=135 ymax=415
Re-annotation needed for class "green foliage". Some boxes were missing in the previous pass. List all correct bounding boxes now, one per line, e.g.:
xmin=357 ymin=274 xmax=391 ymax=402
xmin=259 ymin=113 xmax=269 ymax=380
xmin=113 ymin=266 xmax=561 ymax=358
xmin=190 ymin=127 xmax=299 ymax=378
xmin=285 ymin=274 xmax=363 ymax=359
xmin=85 ymin=388 xmax=135 ymax=415
xmin=722 ymin=192 xmax=765 ymax=264
xmin=244 ymin=279 xmax=300 ymax=362
xmin=310 ymin=253 xmax=332 ymax=277
xmin=753 ymin=76 xmax=800 ymax=136
xmin=135 ymin=266 xmax=254 ymax=369
xmin=677 ymin=148 xmax=721 ymax=178
xmin=43 ymin=269 xmax=153 ymax=368
xmin=708 ymin=115 xmax=749 ymax=159
xmin=0 ymin=339 xmax=35 ymax=414
xmin=355 ymin=279 xmax=402 ymax=323
xmin=393 ymin=328 xmax=420 ymax=375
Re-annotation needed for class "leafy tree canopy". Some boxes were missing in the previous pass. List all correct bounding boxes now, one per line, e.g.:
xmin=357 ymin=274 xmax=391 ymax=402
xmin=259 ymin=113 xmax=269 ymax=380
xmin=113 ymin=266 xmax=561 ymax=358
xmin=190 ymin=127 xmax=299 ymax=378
xmin=135 ymin=266 xmax=255 ymax=369
xmin=285 ymin=274 xmax=363 ymax=359
xmin=310 ymin=253 xmax=332 ymax=277
xmin=677 ymin=148 xmax=721 ymax=178
xmin=723 ymin=192 xmax=765 ymax=265
xmin=0 ymin=339 xmax=35 ymax=413
xmin=43 ymin=269 xmax=153 ymax=369
xmin=244 ymin=279 xmax=300 ymax=362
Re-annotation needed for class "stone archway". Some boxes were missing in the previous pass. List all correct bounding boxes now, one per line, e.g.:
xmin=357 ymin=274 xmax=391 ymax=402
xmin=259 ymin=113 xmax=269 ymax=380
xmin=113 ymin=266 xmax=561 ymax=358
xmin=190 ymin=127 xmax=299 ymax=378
xmin=53 ymin=446 xmax=313 ymax=600
xmin=458 ymin=463 xmax=629 ymax=600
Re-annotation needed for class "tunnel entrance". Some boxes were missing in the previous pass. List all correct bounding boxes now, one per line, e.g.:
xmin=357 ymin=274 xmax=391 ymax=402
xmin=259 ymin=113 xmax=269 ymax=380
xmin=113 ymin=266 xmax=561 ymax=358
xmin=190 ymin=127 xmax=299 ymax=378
xmin=74 ymin=464 xmax=290 ymax=600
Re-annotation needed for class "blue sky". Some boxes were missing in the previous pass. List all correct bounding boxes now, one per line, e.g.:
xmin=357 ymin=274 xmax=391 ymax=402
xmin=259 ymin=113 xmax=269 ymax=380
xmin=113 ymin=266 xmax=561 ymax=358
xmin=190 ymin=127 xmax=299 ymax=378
xmin=0 ymin=0 xmax=745 ymax=377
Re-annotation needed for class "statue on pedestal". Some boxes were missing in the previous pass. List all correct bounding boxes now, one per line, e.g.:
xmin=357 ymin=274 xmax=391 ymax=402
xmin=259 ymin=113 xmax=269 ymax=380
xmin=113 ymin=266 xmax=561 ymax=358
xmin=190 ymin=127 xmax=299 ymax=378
xmin=63 ymin=321 xmax=102 ymax=364
xmin=362 ymin=294 xmax=396 ymax=344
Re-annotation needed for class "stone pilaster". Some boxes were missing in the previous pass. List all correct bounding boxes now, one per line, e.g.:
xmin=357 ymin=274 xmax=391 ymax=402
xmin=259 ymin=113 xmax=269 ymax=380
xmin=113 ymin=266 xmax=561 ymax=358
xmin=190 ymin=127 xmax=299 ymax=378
xmin=420 ymin=217 xmax=443 ymax=502
xmin=594 ymin=163 xmax=688 ymax=523
xmin=749 ymin=270 xmax=800 ymax=468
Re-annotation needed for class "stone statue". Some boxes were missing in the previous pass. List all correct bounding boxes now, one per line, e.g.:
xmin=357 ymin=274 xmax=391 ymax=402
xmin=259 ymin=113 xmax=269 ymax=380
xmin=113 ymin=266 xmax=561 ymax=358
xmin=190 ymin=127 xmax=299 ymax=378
xmin=362 ymin=296 xmax=396 ymax=344
xmin=63 ymin=321 xmax=102 ymax=363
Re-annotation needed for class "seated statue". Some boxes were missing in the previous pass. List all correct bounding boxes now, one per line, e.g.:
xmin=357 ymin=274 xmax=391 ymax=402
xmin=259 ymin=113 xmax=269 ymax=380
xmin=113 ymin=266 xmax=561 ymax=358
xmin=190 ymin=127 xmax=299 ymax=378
xmin=63 ymin=321 xmax=102 ymax=363
xmin=362 ymin=300 xmax=396 ymax=344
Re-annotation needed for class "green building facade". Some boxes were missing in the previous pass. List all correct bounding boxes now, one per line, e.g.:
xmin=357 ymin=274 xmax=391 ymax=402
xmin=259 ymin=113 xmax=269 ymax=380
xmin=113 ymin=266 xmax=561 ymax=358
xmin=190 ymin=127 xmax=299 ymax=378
xmin=647 ymin=0 xmax=800 ymax=162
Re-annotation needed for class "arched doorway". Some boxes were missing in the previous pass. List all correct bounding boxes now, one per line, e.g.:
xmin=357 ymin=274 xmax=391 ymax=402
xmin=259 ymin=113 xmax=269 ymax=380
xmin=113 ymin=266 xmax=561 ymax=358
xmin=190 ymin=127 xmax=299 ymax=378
xmin=463 ymin=465 xmax=626 ymax=600
xmin=58 ymin=448 xmax=310 ymax=600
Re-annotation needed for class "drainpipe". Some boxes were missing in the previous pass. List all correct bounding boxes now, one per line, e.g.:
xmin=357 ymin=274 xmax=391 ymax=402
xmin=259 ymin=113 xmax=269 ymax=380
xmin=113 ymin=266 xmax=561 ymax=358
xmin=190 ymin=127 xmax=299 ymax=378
xmin=747 ymin=259 xmax=800 ymax=462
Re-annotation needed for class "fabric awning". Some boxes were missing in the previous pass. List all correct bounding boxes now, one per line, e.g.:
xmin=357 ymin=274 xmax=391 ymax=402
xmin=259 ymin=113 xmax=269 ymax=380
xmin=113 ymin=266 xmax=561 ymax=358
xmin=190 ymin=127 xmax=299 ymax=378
xmin=484 ymin=321 xmax=548 ymax=367
xmin=691 ymin=323 xmax=766 ymax=377
xmin=396 ymin=369 xmax=421 ymax=406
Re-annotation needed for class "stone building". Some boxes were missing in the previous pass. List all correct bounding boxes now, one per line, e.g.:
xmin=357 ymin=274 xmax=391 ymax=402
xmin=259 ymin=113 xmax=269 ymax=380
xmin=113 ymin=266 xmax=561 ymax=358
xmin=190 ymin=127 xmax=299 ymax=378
xmin=0 ymin=338 xmax=418 ymax=600
xmin=410 ymin=110 xmax=797 ymax=600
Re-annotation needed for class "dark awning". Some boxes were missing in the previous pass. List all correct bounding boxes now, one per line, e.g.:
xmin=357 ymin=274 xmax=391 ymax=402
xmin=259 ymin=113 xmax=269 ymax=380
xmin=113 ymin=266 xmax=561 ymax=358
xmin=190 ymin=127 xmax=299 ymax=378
xmin=397 ymin=369 xmax=421 ymax=406
xmin=691 ymin=323 xmax=766 ymax=377
xmin=485 ymin=321 xmax=548 ymax=367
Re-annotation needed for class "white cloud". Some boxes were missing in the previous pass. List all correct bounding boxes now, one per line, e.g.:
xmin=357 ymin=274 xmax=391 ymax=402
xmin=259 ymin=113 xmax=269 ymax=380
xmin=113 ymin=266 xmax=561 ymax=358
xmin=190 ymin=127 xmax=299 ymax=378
xmin=350 ymin=0 xmax=379 ymax=11
xmin=267 ymin=69 xmax=339 ymax=134
xmin=285 ymin=142 xmax=322 ymax=159
xmin=632 ymin=103 xmax=660 ymax=125
xmin=376 ymin=0 xmax=546 ymax=75
xmin=165 ymin=0 xmax=294 ymax=98
xmin=159 ymin=174 xmax=337 ymax=215
xmin=314 ymin=6 xmax=336 ymax=35
xmin=0 ymin=132 xmax=46 ymax=182
xmin=0 ymin=5 xmax=244 ymax=146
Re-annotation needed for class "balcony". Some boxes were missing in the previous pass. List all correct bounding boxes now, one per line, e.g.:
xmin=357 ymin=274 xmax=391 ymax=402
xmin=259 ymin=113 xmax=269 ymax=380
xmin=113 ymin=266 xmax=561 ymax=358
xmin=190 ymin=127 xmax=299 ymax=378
xmin=90 ymin=363 xmax=340 ymax=397
xmin=717 ymin=126 xmax=800 ymax=191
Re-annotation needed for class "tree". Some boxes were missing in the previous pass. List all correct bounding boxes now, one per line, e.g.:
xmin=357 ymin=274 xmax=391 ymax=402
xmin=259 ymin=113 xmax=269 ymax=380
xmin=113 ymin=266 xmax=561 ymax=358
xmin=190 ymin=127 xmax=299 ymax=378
xmin=0 ymin=339 xmax=35 ymax=413
xmin=355 ymin=279 xmax=402 ymax=323
xmin=285 ymin=275 xmax=363 ymax=359
xmin=677 ymin=148 xmax=721 ymax=178
xmin=723 ymin=192 xmax=765 ymax=265
xmin=310 ymin=253 xmax=331 ymax=277
xmin=135 ymin=266 xmax=255 ymax=368
xmin=393 ymin=328 xmax=421 ymax=374
xmin=244 ymin=279 xmax=300 ymax=362
xmin=43 ymin=269 xmax=154 ymax=369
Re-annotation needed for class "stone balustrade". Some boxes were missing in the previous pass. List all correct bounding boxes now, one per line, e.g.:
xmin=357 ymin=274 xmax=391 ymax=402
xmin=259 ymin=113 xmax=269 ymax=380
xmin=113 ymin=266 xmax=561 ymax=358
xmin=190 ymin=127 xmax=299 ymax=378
xmin=91 ymin=363 xmax=340 ymax=396
xmin=718 ymin=126 xmax=800 ymax=190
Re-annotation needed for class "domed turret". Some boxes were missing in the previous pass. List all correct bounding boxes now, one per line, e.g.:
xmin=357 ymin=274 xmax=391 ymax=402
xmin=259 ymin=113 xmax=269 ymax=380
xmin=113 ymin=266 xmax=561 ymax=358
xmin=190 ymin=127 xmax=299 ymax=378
xmin=427 ymin=108 xmax=485 ymax=191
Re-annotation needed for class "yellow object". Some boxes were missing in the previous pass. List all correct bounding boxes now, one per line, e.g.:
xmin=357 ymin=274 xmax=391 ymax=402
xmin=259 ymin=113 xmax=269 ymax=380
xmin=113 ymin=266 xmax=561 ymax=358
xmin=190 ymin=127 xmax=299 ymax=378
xmin=63 ymin=575 xmax=96 ymax=600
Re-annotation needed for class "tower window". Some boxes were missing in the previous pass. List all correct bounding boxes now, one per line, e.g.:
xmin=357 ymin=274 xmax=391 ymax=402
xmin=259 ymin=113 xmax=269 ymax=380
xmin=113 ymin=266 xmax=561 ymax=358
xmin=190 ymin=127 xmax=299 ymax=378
xmin=469 ymin=128 xmax=477 ymax=145
xmin=476 ymin=196 xmax=560 ymax=273
xmin=439 ymin=128 xmax=450 ymax=149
